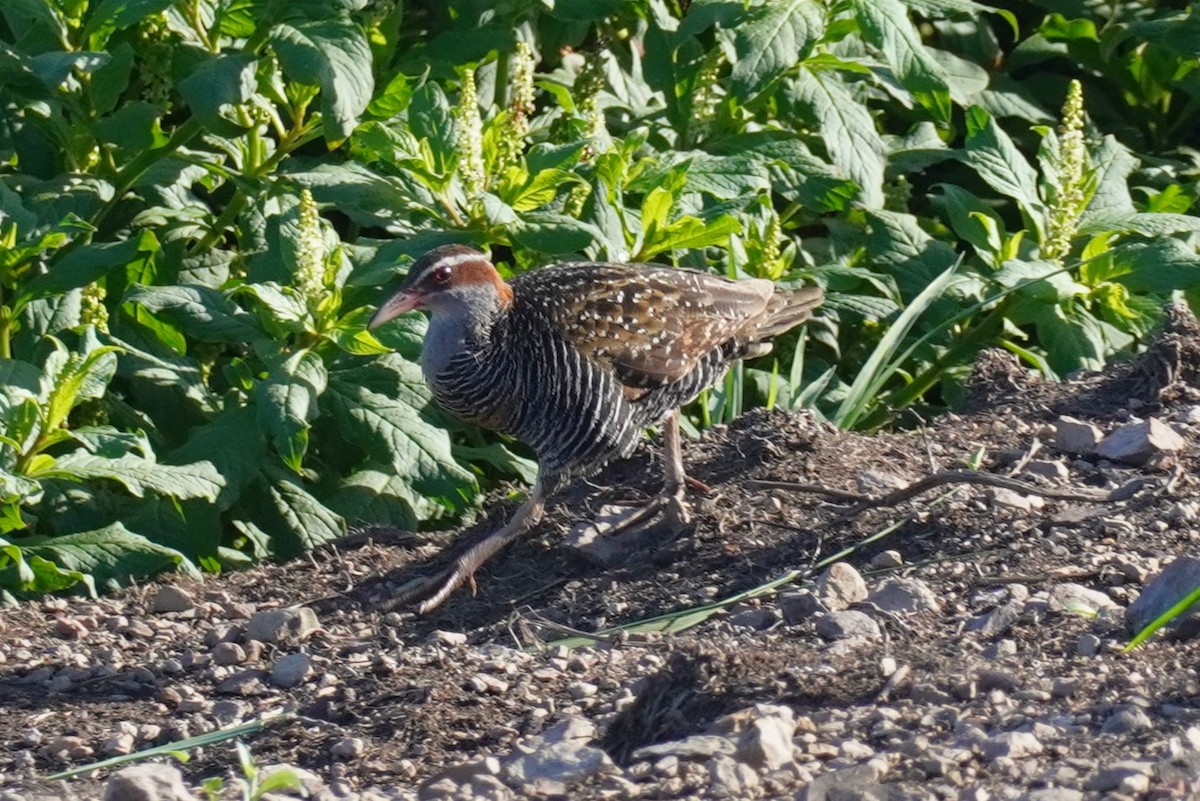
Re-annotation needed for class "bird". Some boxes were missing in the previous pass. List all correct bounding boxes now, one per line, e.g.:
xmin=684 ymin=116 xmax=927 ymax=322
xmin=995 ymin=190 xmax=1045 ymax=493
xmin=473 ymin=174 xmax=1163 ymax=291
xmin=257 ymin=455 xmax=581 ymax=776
xmin=368 ymin=244 xmax=824 ymax=612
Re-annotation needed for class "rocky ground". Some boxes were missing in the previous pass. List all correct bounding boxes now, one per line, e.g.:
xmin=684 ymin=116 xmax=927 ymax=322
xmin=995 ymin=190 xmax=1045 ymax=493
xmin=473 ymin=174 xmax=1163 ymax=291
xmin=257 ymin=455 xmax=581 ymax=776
xmin=4 ymin=310 xmax=1200 ymax=801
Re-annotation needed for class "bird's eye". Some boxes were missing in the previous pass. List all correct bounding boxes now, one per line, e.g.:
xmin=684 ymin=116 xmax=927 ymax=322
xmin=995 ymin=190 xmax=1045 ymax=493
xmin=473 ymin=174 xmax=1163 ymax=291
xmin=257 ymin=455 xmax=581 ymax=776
xmin=432 ymin=265 xmax=452 ymax=284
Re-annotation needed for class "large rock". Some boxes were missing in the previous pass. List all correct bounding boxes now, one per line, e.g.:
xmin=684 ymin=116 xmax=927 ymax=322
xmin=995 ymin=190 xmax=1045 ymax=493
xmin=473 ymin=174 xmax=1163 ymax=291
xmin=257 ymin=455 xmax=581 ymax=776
xmin=816 ymin=562 xmax=868 ymax=610
xmin=868 ymin=577 xmax=940 ymax=612
xmin=1095 ymin=418 xmax=1186 ymax=465
xmin=502 ymin=716 xmax=618 ymax=786
xmin=244 ymin=607 xmax=320 ymax=644
xmin=1125 ymin=554 xmax=1200 ymax=638
xmin=709 ymin=704 xmax=797 ymax=771
xmin=104 ymin=764 xmax=194 ymax=801
xmin=1053 ymin=416 xmax=1102 ymax=456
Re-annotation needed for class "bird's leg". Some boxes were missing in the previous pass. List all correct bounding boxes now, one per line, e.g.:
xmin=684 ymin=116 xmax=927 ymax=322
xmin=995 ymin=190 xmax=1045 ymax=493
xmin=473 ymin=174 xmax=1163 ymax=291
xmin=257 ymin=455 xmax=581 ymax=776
xmin=395 ymin=478 xmax=548 ymax=614
xmin=602 ymin=410 xmax=695 ymax=534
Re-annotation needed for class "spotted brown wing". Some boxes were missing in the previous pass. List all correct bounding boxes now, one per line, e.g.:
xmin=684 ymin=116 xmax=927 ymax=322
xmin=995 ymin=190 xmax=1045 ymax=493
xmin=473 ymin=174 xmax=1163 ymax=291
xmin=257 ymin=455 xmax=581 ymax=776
xmin=517 ymin=263 xmax=775 ymax=389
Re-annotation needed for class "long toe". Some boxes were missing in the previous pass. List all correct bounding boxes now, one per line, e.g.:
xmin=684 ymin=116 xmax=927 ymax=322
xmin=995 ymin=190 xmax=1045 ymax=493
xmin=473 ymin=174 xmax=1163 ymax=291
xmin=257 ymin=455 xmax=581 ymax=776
xmin=599 ymin=485 xmax=692 ymax=539
xmin=415 ymin=551 xmax=488 ymax=613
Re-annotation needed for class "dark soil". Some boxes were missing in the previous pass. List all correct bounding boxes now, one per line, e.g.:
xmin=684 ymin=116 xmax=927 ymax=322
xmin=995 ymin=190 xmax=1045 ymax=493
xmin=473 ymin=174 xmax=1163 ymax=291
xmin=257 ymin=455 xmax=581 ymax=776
xmin=4 ymin=308 xmax=1200 ymax=800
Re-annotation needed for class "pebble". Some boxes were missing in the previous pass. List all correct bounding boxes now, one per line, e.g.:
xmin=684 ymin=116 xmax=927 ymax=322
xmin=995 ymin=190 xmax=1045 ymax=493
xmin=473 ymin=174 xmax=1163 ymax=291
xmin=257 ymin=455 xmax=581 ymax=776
xmin=151 ymin=585 xmax=195 ymax=614
xmin=1095 ymin=417 xmax=1185 ymax=465
xmin=867 ymin=577 xmax=940 ymax=612
xmin=431 ymin=630 xmax=468 ymax=647
xmin=212 ymin=641 xmax=246 ymax=666
xmin=708 ymin=755 xmax=759 ymax=798
xmin=1053 ymin=416 xmax=1103 ymax=455
xmin=244 ymin=607 xmax=320 ymax=644
xmin=1101 ymin=706 xmax=1153 ymax=734
xmin=1085 ymin=760 xmax=1155 ymax=791
xmin=730 ymin=705 xmax=796 ymax=770
xmin=103 ymin=764 xmax=194 ymax=801
xmin=815 ymin=610 xmax=882 ymax=642
xmin=867 ymin=550 xmax=904 ymax=570
xmin=816 ymin=562 xmax=868 ymax=610
xmin=100 ymin=732 xmax=136 ymax=756
xmin=779 ymin=590 xmax=829 ymax=624
xmin=633 ymin=736 xmax=735 ymax=761
xmin=332 ymin=737 xmax=366 ymax=760
xmin=55 ymin=617 xmax=89 ymax=640
xmin=1125 ymin=554 xmax=1200 ymax=636
xmin=980 ymin=731 xmax=1043 ymax=760
xmin=989 ymin=487 xmax=1045 ymax=511
xmin=1048 ymin=582 xmax=1119 ymax=615
xmin=969 ymin=601 xmax=1025 ymax=637
xmin=271 ymin=653 xmax=312 ymax=688
xmin=1076 ymin=634 xmax=1102 ymax=657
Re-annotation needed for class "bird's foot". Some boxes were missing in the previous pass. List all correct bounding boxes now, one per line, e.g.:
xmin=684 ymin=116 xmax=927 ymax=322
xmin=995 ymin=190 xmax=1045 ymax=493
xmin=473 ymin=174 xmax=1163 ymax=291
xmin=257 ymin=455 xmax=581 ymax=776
xmin=599 ymin=482 xmax=691 ymax=537
xmin=388 ymin=553 xmax=482 ymax=614
xmin=388 ymin=489 xmax=545 ymax=614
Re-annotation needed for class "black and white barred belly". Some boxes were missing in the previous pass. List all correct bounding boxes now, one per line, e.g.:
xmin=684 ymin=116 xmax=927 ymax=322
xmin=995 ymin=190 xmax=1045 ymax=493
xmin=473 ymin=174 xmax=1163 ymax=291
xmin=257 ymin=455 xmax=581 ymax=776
xmin=430 ymin=321 xmax=644 ymax=478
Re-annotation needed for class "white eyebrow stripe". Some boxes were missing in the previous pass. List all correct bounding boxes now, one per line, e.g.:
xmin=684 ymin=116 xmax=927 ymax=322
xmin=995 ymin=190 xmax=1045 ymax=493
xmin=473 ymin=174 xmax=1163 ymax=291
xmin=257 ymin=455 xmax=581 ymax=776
xmin=427 ymin=252 xmax=485 ymax=270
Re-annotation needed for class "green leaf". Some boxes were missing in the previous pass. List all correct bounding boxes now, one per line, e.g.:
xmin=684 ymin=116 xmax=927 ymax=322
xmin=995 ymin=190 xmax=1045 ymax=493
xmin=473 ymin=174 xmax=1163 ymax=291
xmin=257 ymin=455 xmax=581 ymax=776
xmin=95 ymin=101 xmax=165 ymax=151
xmin=791 ymin=67 xmax=885 ymax=208
xmin=15 ymin=231 xmax=158 ymax=312
xmin=1032 ymin=303 xmax=1107 ymax=374
xmin=0 ymin=359 xmax=42 ymax=404
xmin=505 ymin=169 xmax=583 ymax=213
xmin=105 ymin=332 xmax=215 ymax=412
xmin=326 ymin=465 xmax=429 ymax=529
xmin=38 ymin=337 xmax=121 ymax=434
xmin=5 ymin=522 xmax=193 ymax=592
xmin=1111 ymin=239 xmax=1200 ymax=293
xmin=730 ymin=0 xmax=824 ymax=99
xmin=863 ymin=210 xmax=958 ymax=299
xmin=245 ymin=470 xmax=345 ymax=559
xmin=236 ymin=282 xmax=313 ymax=335
xmin=738 ymin=137 xmax=856 ymax=212
xmin=834 ymin=257 xmax=961 ymax=429
xmin=645 ymin=215 xmax=742 ymax=258
xmin=994 ymin=259 xmax=1084 ymax=304
xmin=510 ymin=213 xmax=604 ymax=254
xmin=962 ymin=106 xmax=1046 ymax=238
xmin=851 ymin=0 xmax=951 ymax=122
xmin=125 ymin=285 xmax=266 ymax=344
xmin=47 ymin=453 xmax=224 ymax=501
xmin=934 ymin=184 xmax=1006 ymax=263
xmin=254 ymin=350 xmax=327 ymax=473
xmin=407 ymin=83 xmax=456 ymax=171
xmin=0 ymin=546 xmax=93 ymax=595
xmin=325 ymin=357 xmax=475 ymax=506
xmin=170 ymin=407 xmax=266 ymax=510
xmin=83 ymin=0 xmax=174 ymax=45
xmin=1079 ymin=211 xmax=1200 ymax=238
xmin=66 ymin=426 xmax=152 ymax=459
xmin=272 ymin=18 xmax=374 ymax=144
xmin=176 ymin=52 xmax=258 ymax=135
xmin=1081 ymin=135 xmax=1138 ymax=219
xmin=640 ymin=153 xmax=772 ymax=201
xmin=366 ymin=72 xmax=413 ymax=118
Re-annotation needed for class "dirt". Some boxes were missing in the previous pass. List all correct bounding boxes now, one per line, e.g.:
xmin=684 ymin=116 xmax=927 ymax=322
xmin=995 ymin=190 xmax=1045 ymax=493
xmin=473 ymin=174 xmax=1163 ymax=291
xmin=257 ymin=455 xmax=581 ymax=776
xmin=4 ymin=308 xmax=1200 ymax=800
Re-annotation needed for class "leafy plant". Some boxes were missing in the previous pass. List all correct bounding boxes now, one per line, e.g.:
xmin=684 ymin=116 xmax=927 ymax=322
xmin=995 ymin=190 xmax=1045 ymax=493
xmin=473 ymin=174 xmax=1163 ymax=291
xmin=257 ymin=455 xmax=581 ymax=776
xmin=2 ymin=0 xmax=1198 ymax=592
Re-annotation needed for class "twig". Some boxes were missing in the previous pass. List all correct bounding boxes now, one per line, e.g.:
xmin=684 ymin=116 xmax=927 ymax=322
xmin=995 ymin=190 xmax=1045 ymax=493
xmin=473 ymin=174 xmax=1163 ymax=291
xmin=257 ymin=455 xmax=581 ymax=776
xmin=1006 ymin=438 xmax=1042 ymax=477
xmin=746 ymin=480 xmax=867 ymax=503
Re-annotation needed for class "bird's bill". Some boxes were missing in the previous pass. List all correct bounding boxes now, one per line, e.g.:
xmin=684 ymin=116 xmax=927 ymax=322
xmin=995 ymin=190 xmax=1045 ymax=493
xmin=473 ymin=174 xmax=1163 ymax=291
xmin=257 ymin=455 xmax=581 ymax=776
xmin=368 ymin=290 xmax=423 ymax=329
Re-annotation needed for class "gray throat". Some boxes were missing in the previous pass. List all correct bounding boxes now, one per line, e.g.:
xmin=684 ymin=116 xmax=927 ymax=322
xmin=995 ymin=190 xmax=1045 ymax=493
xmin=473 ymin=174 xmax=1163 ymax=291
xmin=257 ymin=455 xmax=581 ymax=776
xmin=420 ymin=297 xmax=501 ymax=383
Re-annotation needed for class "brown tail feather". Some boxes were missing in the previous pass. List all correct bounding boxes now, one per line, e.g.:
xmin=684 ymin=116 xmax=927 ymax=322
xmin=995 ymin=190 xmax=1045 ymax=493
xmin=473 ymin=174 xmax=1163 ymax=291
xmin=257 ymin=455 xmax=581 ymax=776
xmin=754 ymin=285 xmax=824 ymax=339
